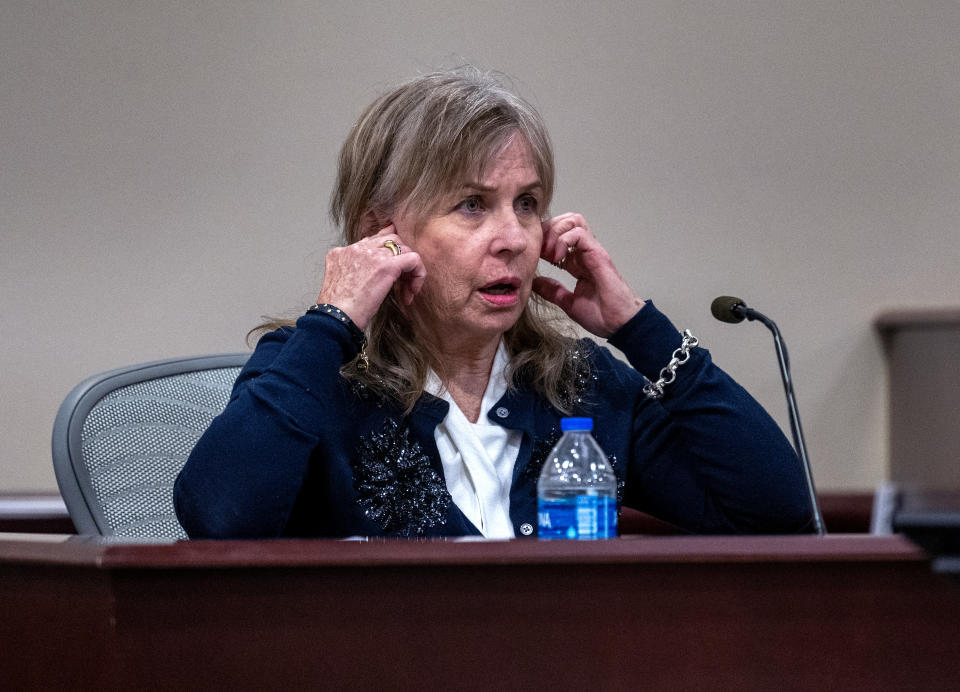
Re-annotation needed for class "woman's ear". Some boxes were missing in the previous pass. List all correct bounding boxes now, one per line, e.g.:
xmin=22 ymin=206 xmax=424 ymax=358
xmin=360 ymin=210 xmax=387 ymax=238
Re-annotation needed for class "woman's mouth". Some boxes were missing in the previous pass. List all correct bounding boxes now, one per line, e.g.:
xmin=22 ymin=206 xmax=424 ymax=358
xmin=478 ymin=278 xmax=521 ymax=306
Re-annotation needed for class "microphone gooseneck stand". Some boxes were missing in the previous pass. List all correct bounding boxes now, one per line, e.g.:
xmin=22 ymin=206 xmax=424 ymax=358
xmin=712 ymin=297 xmax=826 ymax=536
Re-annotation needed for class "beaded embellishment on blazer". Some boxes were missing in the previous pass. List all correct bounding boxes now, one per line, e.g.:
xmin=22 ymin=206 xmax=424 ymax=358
xmin=353 ymin=418 xmax=451 ymax=536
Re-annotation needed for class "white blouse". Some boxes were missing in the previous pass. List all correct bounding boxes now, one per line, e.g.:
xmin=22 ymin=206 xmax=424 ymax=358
xmin=425 ymin=342 xmax=521 ymax=538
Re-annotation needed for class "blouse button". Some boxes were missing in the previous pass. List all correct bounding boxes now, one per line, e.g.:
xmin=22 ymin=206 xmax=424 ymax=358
xmin=520 ymin=523 xmax=534 ymax=536
xmin=495 ymin=406 xmax=509 ymax=418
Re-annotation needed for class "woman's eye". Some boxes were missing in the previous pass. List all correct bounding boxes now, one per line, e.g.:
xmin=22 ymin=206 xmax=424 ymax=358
xmin=457 ymin=197 xmax=483 ymax=214
xmin=515 ymin=195 xmax=538 ymax=215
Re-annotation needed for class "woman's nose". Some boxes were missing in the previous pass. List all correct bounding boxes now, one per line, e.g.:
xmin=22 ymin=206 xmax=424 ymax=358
xmin=491 ymin=210 xmax=530 ymax=255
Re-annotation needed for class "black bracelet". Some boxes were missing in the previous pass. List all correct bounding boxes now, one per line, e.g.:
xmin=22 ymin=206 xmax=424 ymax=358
xmin=307 ymin=303 xmax=366 ymax=351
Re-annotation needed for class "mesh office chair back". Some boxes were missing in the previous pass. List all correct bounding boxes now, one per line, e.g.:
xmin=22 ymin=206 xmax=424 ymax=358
xmin=52 ymin=354 xmax=247 ymax=538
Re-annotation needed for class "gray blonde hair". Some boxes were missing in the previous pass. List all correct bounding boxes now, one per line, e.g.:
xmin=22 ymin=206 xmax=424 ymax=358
xmin=263 ymin=67 xmax=589 ymax=413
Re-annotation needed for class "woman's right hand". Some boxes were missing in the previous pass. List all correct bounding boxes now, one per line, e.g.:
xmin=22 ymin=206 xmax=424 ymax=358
xmin=315 ymin=225 xmax=426 ymax=330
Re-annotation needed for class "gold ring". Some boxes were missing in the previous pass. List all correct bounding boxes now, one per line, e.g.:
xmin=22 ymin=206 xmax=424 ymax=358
xmin=383 ymin=240 xmax=402 ymax=256
xmin=556 ymin=245 xmax=574 ymax=269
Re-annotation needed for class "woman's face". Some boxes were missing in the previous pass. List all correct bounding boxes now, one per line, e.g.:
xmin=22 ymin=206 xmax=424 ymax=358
xmin=394 ymin=136 xmax=545 ymax=346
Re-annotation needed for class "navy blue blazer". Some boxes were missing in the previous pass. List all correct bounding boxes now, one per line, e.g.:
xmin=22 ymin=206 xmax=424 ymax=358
xmin=174 ymin=302 xmax=812 ymax=538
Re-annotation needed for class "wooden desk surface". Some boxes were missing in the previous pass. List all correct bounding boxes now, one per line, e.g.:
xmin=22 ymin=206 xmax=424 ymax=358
xmin=2 ymin=534 xmax=957 ymax=691
xmin=0 ymin=531 xmax=925 ymax=567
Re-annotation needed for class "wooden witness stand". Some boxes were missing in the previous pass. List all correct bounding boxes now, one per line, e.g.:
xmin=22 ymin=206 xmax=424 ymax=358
xmin=3 ymin=532 xmax=960 ymax=690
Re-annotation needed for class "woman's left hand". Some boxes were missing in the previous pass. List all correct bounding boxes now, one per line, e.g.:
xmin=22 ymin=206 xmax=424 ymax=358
xmin=534 ymin=213 xmax=645 ymax=338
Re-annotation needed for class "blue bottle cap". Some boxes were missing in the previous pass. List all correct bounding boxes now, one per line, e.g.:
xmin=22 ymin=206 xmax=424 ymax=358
xmin=560 ymin=417 xmax=593 ymax=431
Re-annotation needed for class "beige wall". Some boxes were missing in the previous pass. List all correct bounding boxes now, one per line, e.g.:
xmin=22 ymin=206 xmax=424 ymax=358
xmin=4 ymin=1 xmax=960 ymax=492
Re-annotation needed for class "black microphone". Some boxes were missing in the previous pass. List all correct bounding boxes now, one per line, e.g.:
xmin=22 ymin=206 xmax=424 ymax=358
xmin=710 ymin=296 xmax=825 ymax=535
xmin=710 ymin=295 xmax=748 ymax=323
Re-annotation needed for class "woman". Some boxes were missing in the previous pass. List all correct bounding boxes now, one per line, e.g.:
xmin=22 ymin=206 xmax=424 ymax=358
xmin=174 ymin=68 xmax=811 ymax=539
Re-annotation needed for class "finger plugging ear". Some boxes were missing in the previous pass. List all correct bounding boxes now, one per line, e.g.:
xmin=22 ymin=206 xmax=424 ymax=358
xmin=542 ymin=213 xmax=593 ymax=269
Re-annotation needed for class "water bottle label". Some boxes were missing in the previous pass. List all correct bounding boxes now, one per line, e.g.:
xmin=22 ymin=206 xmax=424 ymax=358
xmin=538 ymin=495 xmax=617 ymax=539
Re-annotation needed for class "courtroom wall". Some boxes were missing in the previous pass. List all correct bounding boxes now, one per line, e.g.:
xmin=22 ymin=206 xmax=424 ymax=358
xmin=4 ymin=1 xmax=960 ymax=491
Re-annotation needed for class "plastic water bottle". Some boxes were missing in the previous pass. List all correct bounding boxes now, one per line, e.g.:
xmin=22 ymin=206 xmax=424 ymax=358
xmin=537 ymin=417 xmax=617 ymax=539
